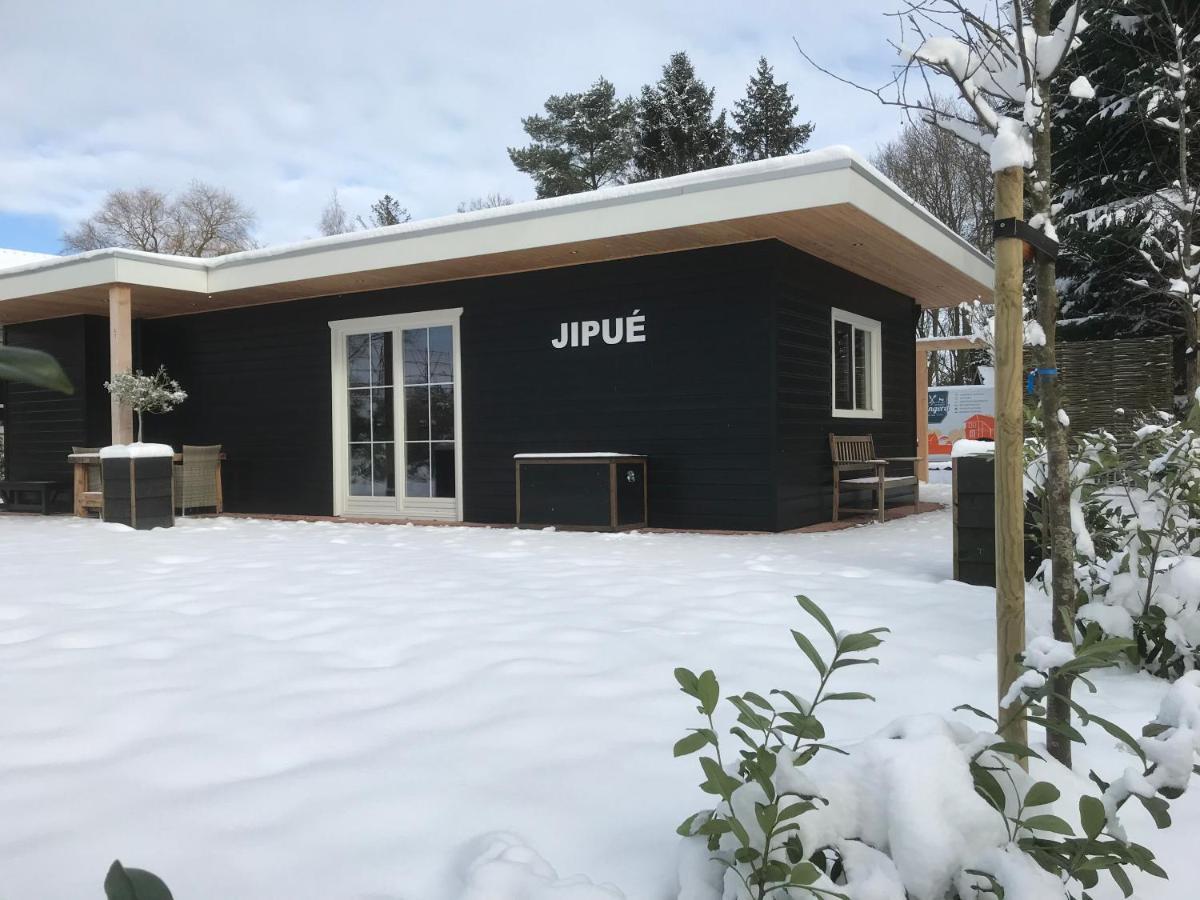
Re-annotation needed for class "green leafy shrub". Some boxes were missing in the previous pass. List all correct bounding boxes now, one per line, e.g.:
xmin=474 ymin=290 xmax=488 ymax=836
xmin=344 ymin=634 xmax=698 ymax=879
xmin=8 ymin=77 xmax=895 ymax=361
xmin=0 ymin=344 xmax=73 ymax=394
xmin=104 ymin=861 xmax=174 ymax=900
xmin=1071 ymin=406 xmax=1200 ymax=679
xmin=1022 ymin=400 xmax=1200 ymax=680
xmin=674 ymin=595 xmax=886 ymax=899
xmin=673 ymin=597 xmax=1197 ymax=899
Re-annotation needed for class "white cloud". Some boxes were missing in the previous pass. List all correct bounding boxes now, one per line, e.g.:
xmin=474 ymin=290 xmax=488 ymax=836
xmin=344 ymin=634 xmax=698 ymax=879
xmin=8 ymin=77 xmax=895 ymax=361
xmin=0 ymin=0 xmax=907 ymax=247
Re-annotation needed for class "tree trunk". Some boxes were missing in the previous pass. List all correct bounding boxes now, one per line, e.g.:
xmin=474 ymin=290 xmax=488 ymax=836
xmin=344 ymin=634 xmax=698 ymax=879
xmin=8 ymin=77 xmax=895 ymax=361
xmin=1184 ymin=306 xmax=1199 ymax=402
xmin=1165 ymin=10 xmax=1197 ymax=403
xmin=1034 ymin=0 xmax=1076 ymax=768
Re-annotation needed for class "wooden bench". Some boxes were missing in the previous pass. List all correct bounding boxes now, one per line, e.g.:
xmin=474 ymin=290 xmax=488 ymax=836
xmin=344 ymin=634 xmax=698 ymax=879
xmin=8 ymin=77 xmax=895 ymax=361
xmin=829 ymin=435 xmax=921 ymax=524
xmin=0 ymin=480 xmax=64 ymax=514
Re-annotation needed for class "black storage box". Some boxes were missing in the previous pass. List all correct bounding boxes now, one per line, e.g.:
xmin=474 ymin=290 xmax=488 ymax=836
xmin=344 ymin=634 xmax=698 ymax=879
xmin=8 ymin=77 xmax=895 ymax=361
xmin=515 ymin=453 xmax=647 ymax=530
xmin=102 ymin=454 xmax=175 ymax=530
xmin=953 ymin=454 xmax=1039 ymax=586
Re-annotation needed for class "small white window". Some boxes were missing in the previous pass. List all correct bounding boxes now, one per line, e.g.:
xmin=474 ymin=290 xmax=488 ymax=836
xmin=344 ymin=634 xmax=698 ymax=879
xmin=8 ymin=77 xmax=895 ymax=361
xmin=831 ymin=309 xmax=882 ymax=418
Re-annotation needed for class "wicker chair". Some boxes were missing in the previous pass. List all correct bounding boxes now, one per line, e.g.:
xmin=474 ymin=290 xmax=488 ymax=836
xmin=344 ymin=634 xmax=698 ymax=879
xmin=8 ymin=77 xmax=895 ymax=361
xmin=175 ymin=444 xmax=223 ymax=515
xmin=72 ymin=446 xmax=104 ymax=516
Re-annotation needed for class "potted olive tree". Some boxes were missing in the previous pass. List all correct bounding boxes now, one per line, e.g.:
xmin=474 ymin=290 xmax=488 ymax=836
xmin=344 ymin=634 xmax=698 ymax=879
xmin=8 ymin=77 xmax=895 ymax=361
xmin=101 ymin=367 xmax=187 ymax=529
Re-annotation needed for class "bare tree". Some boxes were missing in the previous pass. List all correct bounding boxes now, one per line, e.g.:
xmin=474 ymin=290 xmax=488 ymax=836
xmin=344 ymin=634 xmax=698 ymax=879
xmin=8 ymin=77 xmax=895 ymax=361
xmin=874 ymin=107 xmax=994 ymax=253
xmin=63 ymin=182 xmax=256 ymax=256
xmin=874 ymin=104 xmax=994 ymax=385
xmin=64 ymin=187 xmax=174 ymax=253
xmin=318 ymin=190 xmax=354 ymax=237
xmin=170 ymin=182 xmax=258 ymax=256
xmin=457 ymin=193 xmax=514 ymax=213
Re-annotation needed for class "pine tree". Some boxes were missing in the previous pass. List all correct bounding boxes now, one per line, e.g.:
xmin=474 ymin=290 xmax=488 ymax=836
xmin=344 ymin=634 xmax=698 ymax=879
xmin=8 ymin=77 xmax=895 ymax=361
xmin=1053 ymin=0 xmax=1200 ymax=395
xmin=365 ymin=195 xmax=410 ymax=228
xmin=508 ymin=77 xmax=636 ymax=198
xmin=731 ymin=57 xmax=813 ymax=162
xmin=633 ymin=52 xmax=733 ymax=180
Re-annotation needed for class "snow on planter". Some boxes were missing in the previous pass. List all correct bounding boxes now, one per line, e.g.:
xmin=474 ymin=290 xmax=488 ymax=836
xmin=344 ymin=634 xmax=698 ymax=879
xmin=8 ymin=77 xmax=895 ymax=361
xmin=951 ymin=438 xmax=996 ymax=458
xmin=99 ymin=443 xmax=175 ymax=459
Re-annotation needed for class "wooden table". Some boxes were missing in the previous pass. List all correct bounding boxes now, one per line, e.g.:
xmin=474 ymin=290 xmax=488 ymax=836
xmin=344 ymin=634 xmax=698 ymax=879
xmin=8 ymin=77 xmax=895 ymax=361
xmin=67 ymin=452 xmax=225 ymax=517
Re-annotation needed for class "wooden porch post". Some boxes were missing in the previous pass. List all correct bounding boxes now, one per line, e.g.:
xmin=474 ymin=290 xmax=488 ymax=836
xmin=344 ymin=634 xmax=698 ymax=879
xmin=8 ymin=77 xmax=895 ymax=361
xmin=109 ymin=284 xmax=134 ymax=444
xmin=915 ymin=349 xmax=929 ymax=481
xmin=914 ymin=336 xmax=986 ymax=484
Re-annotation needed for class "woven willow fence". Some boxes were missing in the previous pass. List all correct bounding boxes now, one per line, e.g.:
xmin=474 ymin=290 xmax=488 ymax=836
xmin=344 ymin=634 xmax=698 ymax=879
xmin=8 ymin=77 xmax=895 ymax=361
xmin=1025 ymin=336 xmax=1174 ymax=445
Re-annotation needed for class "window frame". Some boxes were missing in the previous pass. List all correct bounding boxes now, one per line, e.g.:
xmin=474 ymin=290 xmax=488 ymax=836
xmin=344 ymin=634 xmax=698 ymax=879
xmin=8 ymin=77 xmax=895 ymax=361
xmin=830 ymin=308 xmax=883 ymax=419
xmin=329 ymin=308 xmax=464 ymax=520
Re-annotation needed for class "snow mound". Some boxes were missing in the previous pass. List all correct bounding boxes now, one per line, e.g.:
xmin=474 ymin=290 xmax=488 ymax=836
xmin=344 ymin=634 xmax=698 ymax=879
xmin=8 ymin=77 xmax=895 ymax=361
xmin=456 ymin=833 xmax=623 ymax=900
xmin=679 ymin=716 xmax=1010 ymax=900
xmin=0 ymin=504 xmax=1194 ymax=899
xmin=1068 ymin=75 xmax=1096 ymax=100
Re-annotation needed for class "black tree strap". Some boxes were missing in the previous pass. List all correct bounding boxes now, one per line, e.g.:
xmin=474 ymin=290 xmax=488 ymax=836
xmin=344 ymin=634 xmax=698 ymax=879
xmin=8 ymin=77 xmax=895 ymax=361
xmin=994 ymin=217 xmax=1060 ymax=259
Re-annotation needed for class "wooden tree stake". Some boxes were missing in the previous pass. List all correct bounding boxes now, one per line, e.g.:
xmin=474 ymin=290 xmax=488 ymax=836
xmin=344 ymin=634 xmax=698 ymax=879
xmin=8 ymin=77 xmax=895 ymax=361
xmin=993 ymin=166 xmax=1028 ymax=747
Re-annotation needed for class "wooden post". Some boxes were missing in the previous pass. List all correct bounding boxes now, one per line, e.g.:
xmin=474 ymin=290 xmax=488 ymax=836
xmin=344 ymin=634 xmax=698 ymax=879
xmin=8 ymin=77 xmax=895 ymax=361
xmin=914 ymin=336 xmax=984 ymax=483
xmin=109 ymin=284 xmax=133 ymax=444
xmin=72 ymin=460 xmax=87 ymax=517
xmin=915 ymin=349 xmax=929 ymax=481
xmin=993 ymin=167 xmax=1028 ymax=747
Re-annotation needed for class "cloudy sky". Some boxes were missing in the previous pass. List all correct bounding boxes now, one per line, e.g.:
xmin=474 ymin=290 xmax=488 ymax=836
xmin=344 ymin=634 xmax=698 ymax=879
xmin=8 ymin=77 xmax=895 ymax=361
xmin=0 ymin=0 xmax=913 ymax=254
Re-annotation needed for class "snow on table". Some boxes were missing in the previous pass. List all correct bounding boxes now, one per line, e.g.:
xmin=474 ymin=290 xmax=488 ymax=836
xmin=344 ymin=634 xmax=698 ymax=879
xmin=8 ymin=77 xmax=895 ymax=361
xmin=0 ymin=490 xmax=1193 ymax=899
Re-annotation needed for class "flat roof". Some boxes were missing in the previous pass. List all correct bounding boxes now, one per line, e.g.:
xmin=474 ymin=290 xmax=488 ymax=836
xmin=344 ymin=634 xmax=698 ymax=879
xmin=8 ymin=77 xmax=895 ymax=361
xmin=0 ymin=146 xmax=993 ymax=325
xmin=0 ymin=247 xmax=55 ymax=270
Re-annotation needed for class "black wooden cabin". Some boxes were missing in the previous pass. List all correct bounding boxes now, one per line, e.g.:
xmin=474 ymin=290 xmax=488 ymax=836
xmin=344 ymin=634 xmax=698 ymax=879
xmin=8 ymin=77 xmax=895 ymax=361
xmin=0 ymin=151 xmax=993 ymax=531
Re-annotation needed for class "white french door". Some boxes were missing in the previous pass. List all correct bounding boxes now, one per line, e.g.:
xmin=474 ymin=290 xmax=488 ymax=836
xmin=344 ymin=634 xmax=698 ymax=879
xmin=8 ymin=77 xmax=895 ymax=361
xmin=329 ymin=309 xmax=463 ymax=519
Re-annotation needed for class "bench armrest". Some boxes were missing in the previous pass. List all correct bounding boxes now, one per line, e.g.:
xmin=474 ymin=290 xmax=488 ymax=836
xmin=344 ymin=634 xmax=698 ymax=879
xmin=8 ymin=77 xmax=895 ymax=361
xmin=881 ymin=456 xmax=922 ymax=462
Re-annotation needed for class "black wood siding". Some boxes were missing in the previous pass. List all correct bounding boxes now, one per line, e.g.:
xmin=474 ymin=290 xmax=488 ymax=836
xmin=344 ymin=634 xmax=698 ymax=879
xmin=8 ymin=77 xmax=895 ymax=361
xmin=3 ymin=316 xmax=111 ymax=487
xmin=140 ymin=242 xmax=777 ymax=529
xmin=770 ymin=242 xmax=919 ymax=530
xmin=5 ymin=241 xmax=919 ymax=530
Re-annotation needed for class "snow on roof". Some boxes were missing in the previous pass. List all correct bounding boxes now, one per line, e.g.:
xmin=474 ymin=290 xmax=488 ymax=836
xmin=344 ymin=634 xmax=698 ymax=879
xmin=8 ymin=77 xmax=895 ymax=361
xmin=0 ymin=247 xmax=55 ymax=271
xmin=0 ymin=147 xmax=981 ymax=273
xmin=207 ymin=146 xmax=876 ymax=268
xmin=0 ymin=146 xmax=994 ymax=310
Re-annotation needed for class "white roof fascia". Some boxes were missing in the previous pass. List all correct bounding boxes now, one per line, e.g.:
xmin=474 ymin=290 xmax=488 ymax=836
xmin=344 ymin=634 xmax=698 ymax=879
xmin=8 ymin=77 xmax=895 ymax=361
xmin=205 ymin=162 xmax=859 ymax=294
xmin=110 ymin=251 xmax=208 ymax=293
xmin=0 ymin=253 xmax=122 ymax=299
xmin=0 ymin=249 xmax=207 ymax=300
xmin=842 ymin=158 xmax=994 ymax=297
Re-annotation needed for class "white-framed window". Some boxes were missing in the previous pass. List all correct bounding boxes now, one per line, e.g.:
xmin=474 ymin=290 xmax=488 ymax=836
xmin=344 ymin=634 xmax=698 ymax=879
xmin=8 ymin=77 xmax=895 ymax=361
xmin=329 ymin=308 xmax=463 ymax=520
xmin=831 ymin=308 xmax=882 ymax=419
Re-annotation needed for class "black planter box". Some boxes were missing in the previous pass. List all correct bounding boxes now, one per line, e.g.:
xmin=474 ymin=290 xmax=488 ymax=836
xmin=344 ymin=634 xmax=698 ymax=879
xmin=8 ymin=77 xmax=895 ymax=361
xmin=102 ymin=456 xmax=175 ymax=530
xmin=953 ymin=454 xmax=1039 ymax=586
xmin=515 ymin=453 xmax=647 ymax=531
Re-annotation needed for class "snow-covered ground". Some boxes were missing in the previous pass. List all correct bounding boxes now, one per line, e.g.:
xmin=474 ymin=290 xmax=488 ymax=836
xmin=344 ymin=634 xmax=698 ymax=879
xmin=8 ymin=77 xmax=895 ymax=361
xmin=0 ymin=486 xmax=1194 ymax=899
